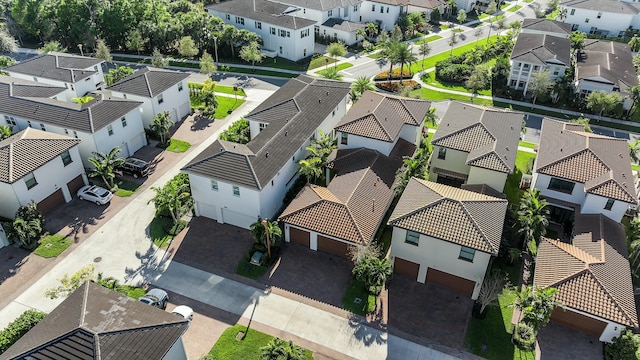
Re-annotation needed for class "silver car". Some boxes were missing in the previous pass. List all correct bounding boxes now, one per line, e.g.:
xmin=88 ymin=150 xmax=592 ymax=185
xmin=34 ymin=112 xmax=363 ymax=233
xmin=139 ymin=288 xmax=169 ymax=309
xmin=77 ymin=185 xmax=113 ymax=205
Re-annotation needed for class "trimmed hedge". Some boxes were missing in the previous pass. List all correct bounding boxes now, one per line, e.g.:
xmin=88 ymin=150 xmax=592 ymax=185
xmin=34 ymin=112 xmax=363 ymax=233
xmin=0 ymin=310 xmax=46 ymax=354
xmin=375 ymin=80 xmax=420 ymax=92
xmin=374 ymin=68 xmax=413 ymax=81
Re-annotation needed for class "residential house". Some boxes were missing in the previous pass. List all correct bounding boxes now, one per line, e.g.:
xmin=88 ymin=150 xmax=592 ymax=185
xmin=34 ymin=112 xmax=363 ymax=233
xmin=406 ymin=0 xmax=446 ymax=21
xmin=107 ymin=67 xmax=191 ymax=128
xmin=531 ymin=118 xmax=637 ymax=223
xmin=206 ymin=0 xmax=316 ymax=61
xmin=428 ymin=102 xmax=523 ymax=193
xmin=534 ymin=213 xmax=638 ymax=342
xmin=0 ymin=281 xmax=189 ymax=360
xmin=574 ymin=39 xmax=638 ymax=106
xmin=521 ymin=18 xmax=572 ymax=38
xmin=509 ymin=33 xmax=571 ymax=93
xmin=388 ymin=179 xmax=508 ymax=299
xmin=4 ymin=52 xmax=105 ymax=102
xmin=560 ymin=0 xmax=640 ymax=37
xmin=334 ymin=91 xmax=431 ymax=156
xmin=0 ymin=128 xmax=86 ymax=220
xmin=360 ymin=0 xmax=406 ymax=30
xmin=0 ymin=76 xmax=146 ymax=167
xmin=182 ymin=75 xmax=351 ymax=229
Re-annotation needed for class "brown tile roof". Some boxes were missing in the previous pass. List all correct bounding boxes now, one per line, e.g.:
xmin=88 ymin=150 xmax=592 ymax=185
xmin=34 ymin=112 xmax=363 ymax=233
xmin=279 ymin=142 xmax=412 ymax=245
xmin=0 ymin=282 xmax=188 ymax=360
xmin=534 ymin=214 xmax=638 ymax=327
xmin=0 ymin=128 xmax=80 ymax=184
xmin=431 ymin=102 xmax=522 ymax=173
xmin=335 ymin=91 xmax=431 ymax=142
xmin=388 ymin=179 xmax=508 ymax=255
xmin=535 ymin=118 xmax=636 ymax=203
xmin=576 ymin=39 xmax=639 ymax=92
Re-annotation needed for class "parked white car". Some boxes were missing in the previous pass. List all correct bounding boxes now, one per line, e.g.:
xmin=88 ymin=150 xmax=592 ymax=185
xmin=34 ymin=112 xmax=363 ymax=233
xmin=77 ymin=185 xmax=113 ymax=205
xmin=171 ymin=305 xmax=194 ymax=321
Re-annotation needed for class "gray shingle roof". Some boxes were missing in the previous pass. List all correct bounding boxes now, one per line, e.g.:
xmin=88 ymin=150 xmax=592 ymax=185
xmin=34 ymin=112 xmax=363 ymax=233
xmin=511 ymin=33 xmax=571 ymax=67
xmin=107 ymin=67 xmax=190 ymax=98
xmin=576 ymin=39 xmax=639 ymax=92
xmin=561 ymin=0 xmax=640 ymax=14
xmin=0 ymin=128 xmax=80 ymax=184
xmin=0 ymin=77 xmax=142 ymax=133
xmin=431 ymin=102 xmax=523 ymax=173
xmin=521 ymin=18 xmax=572 ymax=36
xmin=1 ymin=76 xmax=68 ymax=98
xmin=0 ymin=282 xmax=188 ymax=360
xmin=206 ymin=0 xmax=316 ymax=29
xmin=406 ymin=0 xmax=447 ymax=10
xmin=321 ymin=18 xmax=365 ymax=32
xmin=273 ymin=0 xmax=361 ymax=11
xmin=183 ymin=75 xmax=351 ymax=189
xmin=5 ymin=53 xmax=102 ymax=83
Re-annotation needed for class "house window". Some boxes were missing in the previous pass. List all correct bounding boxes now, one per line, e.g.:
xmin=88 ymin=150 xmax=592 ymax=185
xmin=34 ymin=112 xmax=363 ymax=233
xmin=372 ymin=4 xmax=375 ymax=11
xmin=314 ymin=25 xmax=319 ymax=34
xmin=107 ymin=125 xmax=113 ymax=136
xmin=24 ymin=172 xmax=38 ymax=189
xmin=548 ymin=177 xmax=575 ymax=194
xmin=64 ymin=129 xmax=69 ymax=135
xmin=354 ymin=5 xmax=358 ymax=11
xmin=304 ymin=48 xmax=307 ymax=57
xmin=328 ymin=9 xmax=333 ymax=16
xmin=604 ymin=199 xmax=615 ymax=210
xmin=93 ymin=66 xmax=97 ymax=71
xmin=211 ymin=180 xmax=219 ymax=191
xmin=459 ymin=246 xmax=475 ymax=262
xmin=158 ymin=94 xmax=164 ymax=104
xmin=387 ymin=7 xmax=389 ymax=13
xmin=236 ymin=16 xmax=244 ymax=25
xmin=27 ymin=121 xmax=32 ymax=128
xmin=259 ymin=123 xmax=267 ymax=132
xmin=405 ymin=230 xmax=420 ymax=245
xmin=301 ymin=29 xmax=309 ymax=38
xmin=178 ymin=82 xmax=183 ymax=91
xmin=226 ymin=14 xmax=231 ymax=20
xmin=279 ymin=46 xmax=283 ymax=54
xmin=570 ymin=8 xmax=575 ymax=15
xmin=597 ymin=12 xmax=602 ymax=19
xmin=61 ymin=150 xmax=72 ymax=166
xmin=121 ymin=117 xmax=127 ymax=127
xmin=340 ymin=132 xmax=348 ymax=145
xmin=553 ymin=70 xmax=559 ymax=76
xmin=233 ymin=185 xmax=240 ymax=197
xmin=4 ymin=115 xmax=16 ymax=126
xmin=270 ymin=27 xmax=276 ymax=35
xmin=40 ymin=124 xmax=46 ymax=131
xmin=585 ymin=18 xmax=589 ymax=23
xmin=380 ymin=6 xmax=384 ymax=13
xmin=73 ymin=131 xmax=78 ymax=139
xmin=255 ymin=21 xmax=262 ymax=29
xmin=438 ymin=147 xmax=446 ymax=160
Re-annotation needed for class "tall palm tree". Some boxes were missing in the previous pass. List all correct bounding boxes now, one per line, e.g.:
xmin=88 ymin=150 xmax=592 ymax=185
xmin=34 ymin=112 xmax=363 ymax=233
xmin=249 ymin=218 xmax=282 ymax=254
xmin=88 ymin=147 xmax=126 ymax=190
xmin=396 ymin=43 xmax=417 ymax=85
xmin=151 ymin=111 xmax=174 ymax=145
xmin=627 ymin=85 xmax=640 ymax=117
xmin=12 ymin=218 xmax=42 ymax=249
xmin=356 ymin=28 xmax=366 ymax=42
xmin=448 ymin=33 xmax=459 ymax=58
xmin=383 ymin=41 xmax=402 ymax=86
xmin=365 ymin=22 xmax=378 ymax=38
xmin=512 ymin=286 xmax=562 ymax=333
xmin=626 ymin=218 xmax=640 ymax=275
xmin=629 ymin=34 xmax=640 ymax=53
xmin=148 ymin=180 xmax=193 ymax=225
xmin=629 ymin=139 xmax=640 ymax=164
xmin=517 ymin=189 xmax=549 ymax=255
xmin=0 ymin=125 xmax=12 ymax=140
xmin=351 ymin=76 xmax=375 ymax=101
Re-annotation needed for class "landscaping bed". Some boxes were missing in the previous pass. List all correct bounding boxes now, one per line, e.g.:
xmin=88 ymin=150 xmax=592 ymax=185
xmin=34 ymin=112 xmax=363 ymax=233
xmin=342 ymin=279 xmax=376 ymax=315
xmin=33 ymin=234 xmax=71 ymax=258
xmin=374 ymin=68 xmax=413 ymax=81
xmin=375 ymin=80 xmax=420 ymax=92
xmin=166 ymin=138 xmax=191 ymax=153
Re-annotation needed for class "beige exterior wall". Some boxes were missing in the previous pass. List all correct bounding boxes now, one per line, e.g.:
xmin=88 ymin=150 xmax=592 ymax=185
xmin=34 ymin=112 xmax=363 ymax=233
xmin=468 ymin=166 xmax=508 ymax=192
xmin=428 ymin=146 xmax=470 ymax=180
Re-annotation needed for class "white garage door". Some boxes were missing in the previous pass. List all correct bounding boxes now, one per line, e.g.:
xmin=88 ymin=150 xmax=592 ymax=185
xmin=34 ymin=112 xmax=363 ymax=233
xmin=178 ymin=102 xmax=191 ymax=121
xmin=196 ymin=202 xmax=217 ymax=220
xmin=127 ymin=133 xmax=146 ymax=155
xmin=221 ymin=209 xmax=256 ymax=229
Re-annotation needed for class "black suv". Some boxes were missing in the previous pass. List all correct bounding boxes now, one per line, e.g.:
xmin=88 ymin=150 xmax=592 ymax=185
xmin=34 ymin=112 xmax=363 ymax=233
xmin=117 ymin=157 xmax=149 ymax=178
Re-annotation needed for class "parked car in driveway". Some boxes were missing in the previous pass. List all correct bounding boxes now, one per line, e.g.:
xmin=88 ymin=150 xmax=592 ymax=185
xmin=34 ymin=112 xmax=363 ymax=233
xmin=77 ymin=185 xmax=113 ymax=205
xmin=171 ymin=305 xmax=194 ymax=321
xmin=116 ymin=157 xmax=150 ymax=178
xmin=139 ymin=288 xmax=168 ymax=309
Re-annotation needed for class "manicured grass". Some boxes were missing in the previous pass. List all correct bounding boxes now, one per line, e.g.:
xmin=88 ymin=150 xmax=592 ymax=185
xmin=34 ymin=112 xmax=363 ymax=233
xmin=546 ymin=8 xmax=559 ymax=19
xmin=317 ymin=62 xmax=353 ymax=76
xmin=452 ymin=29 xmax=464 ymax=33
xmin=33 ymin=234 xmax=71 ymax=258
xmin=465 ymin=290 xmax=535 ymax=360
xmin=408 ymin=36 xmax=499 ymax=74
xmin=115 ymin=179 xmax=140 ymax=197
xmin=440 ymin=25 xmax=450 ymax=30
xmin=122 ymin=285 xmax=146 ymax=300
xmin=422 ymin=72 xmax=492 ymax=96
xmin=149 ymin=217 xmax=187 ymax=248
xmin=478 ymin=13 xmax=490 ymax=19
xmin=225 ymin=66 xmax=298 ymax=78
xmin=415 ymin=35 xmax=443 ymax=45
xmin=518 ymin=141 xmax=536 ymax=149
xmin=236 ymin=257 xmax=268 ymax=279
xmin=633 ymin=164 xmax=640 ymax=171
xmin=411 ymin=87 xmax=494 ymax=106
xmin=207 ymin=324 xmax=313 ymax=360
xmin=342 ymin=280 xmax=376 ymax=316
xmin=215 ymin=97 xmax=246 ymax=119
xmin=216 ymin=85 xmax=247 ymax=96
xmin=482 ymin=15 xmax=505 ymax=22
xmin=308 ymin=56 xmax=338 ymax=70
xmin=508 ymin=5 xmax=522 ymax=11
xmin=504 ymin=151 xmax=537 ymax=205
xmin=166 ymin=138 xmax=191 ymax=153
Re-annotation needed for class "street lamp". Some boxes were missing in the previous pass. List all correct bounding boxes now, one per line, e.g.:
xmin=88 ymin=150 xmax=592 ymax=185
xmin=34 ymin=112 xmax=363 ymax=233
xmin=261 ymin=218 xmax=271 ymax=259
xmin=212 ymin=35 xmax=219 ymax=67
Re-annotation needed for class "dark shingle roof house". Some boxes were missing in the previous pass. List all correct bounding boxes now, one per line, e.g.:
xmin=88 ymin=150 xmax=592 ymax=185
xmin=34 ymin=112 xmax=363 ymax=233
xmin=335 ymin=91 xmax=431 ymax=143
xmin=535 ymin=118 xmax=636 ymax=204
xmin=0 ymin=128 xmax=80 ymax=184
xmin=274 ymin=0 xmax=361 ymax=11
xmin=388 ymin=179 xmax=508 ymax=255
xmin=107 ymin=67 xmax=190 ymax=98
xmin=521 ymin=18 xmax=572 ymax=36
xmin=182 ymin=75 xmax=351 ymax=190
xmin=510 ymin=33 xmax=571 ymax=67
xmin=5 ymin=53 xmax=102 ymax=83
xmin=561 ymin=0 xmax=640 ymax=14
xmin=576 ymin=39 xmax=639 ymax=92
xmin=206 ymin=0 xmax=316 ymax=29
xmin=431 ymin=102 xmax=523 ymax=174
xmin=0 ymin=281 xmax=189 ymax=360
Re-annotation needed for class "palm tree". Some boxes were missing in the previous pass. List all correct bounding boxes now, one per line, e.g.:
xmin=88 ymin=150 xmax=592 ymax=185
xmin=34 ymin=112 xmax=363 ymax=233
xmin=353 ymin=256 xmax=393 ymax=295
xmin=627 ymin=85 xmax=640 ymax=116
xmin=260 ymin=338 xmax=305 ymax=360
xmin=250 ymin=218 xmax=282 ymax=257
xmin=151 ymin=111 xmax=174 ymax=145
xmin=383 ymin=41 xmax=402 ymax=86
xmin=297 ymin=157 xmax=323 ymax=184
xmin=200 ymin=91 xmax=218 ymax=118
xmin=629 ymin=34 xmax=640 ymax=53
xmin=356 ymin=28 xmax=366 ymax=42
xmin=425 ymin=107 xmax=438 ymax=127
xmin=365 ymin=22 xmax=378 ymax=38
xmin=308 ymin=130 xmax=337 ymax=164
xmin=148 ymin=179 xmax=193 ymax=225
xmin=418 ymin=42 xmax=432 ymax=73
xmin=626 ymin=218 xmax=640 ymax=275
xmin=396 ymin=43 xmax=417 ymax=85
xmin=0 ymin=125 xmax=12 ymax=140
xmin=88 ymin=147 xmax=126 ymax=190
xmin=448 ymin=33 xmax=459 ymax=57
xmin=517 ymin=189 xmax=549 ymax=255
xmin=12 ymin=218 xmax=42 ymax=249
xmin=351 ymin=76 xmax=375 ymax=101
xmin=629 ymin=139 xmax=640 ymax=164
xmin=512 ymin=286 xmax=562 ymax=333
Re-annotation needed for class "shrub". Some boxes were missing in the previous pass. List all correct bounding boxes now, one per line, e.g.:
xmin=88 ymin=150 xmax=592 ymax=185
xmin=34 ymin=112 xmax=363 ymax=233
xmin=435 ymin=61 xmax=473 ymax=83
xmin=512 ymin=321 xmax=536 ymax=350
xmin=0 ymin=310 xmax=46 ymax=353
xmin=375 ymin=80 xmax=420 ymax=92
xmin=373 ymin=68 xmax=413 ymax=81
xmin=605 ymin=329 xmax=640 ymax=360
xmin=219 ymin=119 xmax=250 ymax=144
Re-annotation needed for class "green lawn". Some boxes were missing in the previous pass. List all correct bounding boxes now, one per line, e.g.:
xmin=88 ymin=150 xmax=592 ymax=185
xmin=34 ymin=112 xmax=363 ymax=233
xmin=122 ymin=285 xmax=146 ymax=300
xmin=207 ymin=325 xmax=313 ymax=360
xmin=415 ymin=35 xmax=443 ymax=44
xmin=215 ymin=97 xmax=246 ymax=119
xmin=216 ymin=85 xmax=247 ymax=96
xmin=236 ymin=256 xmax=268 ymax=279
xmin=308 ymin=56 xmax=338 ymax=70
xmin=342 ymin=280 xmax=376 ymax=315
xmin=115 ymin=179 xmax=141 ymax=197
xmin=465 ymin=290 xmax=535 ymax=360
xmin=440 ymin=25 xmax=450 ymax=30
xmin=518 ymin=141 xmax=536 ymax=149
xmin=422 ymin=72 xmax=492 ymax=96
xmin=504 ymin=151 xmax=537 ymax=205
xmin=408 ymin=36 xmax=499 ymax=74
xmin=633 ymin=164 xmax=640 ymax=171
xmin=166 ymin=138 xmax=191 ymax=153
xmin=224 ymin=66 xmax=298 ymax=78
xmin=508 ymin=5 xmax=522 ymax=11
xmin=411 ymin=87 xmax=494 ymax=106
xmin=546 ymin=8 xmax=559 ymax=19
xmin=317 ymin=62 xmax=353 ymax=76
xmin=149 ymin=217 xmax=187 ymax=248
xmin=33 ymin=234 xmax=71 ymax=258
xmin=482 ymin=15 xmax=505 ymax=22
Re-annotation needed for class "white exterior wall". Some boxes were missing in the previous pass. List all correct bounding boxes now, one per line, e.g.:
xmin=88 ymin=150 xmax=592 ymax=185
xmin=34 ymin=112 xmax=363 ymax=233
xmin=338 ymin=131 xmax=395 ymax=156
xmin=582 ymin=193 xmax=628 ymax=222
xmin=428 ymin=146 xmax=470 ymax=181
xmin=162 ymin=338 xmax=188 ymax=360
xmin=390 ymin=227 xmax=492 ymax=300
xmin=258 ymin=149 xmax=305 ymax=219
xmin=0 ymin=223 xmax=9 ymax=248
xmin=532 ymin=173 xmax=585 ymax=205
xmin=600 ymin=320 xmax=625 ymax=343
xmin=509 ymin=60 xmax=567 ymax=93
xmin=0 ymin=182 xmax=21 ymax=219
xmin=467 ymin=166 xmax=508 ymax=192
xmin=574 ymin=78 xmax=616 ymax=95
xmin=563 ymin=6 xmax=634 ymax=37
xmin=110 ymin=81 xmax=190 ymax=128
xmin=361 ymin=1 xmax=403 ymax=30
xmin=399 ymin=124 xmax=421 ymax=146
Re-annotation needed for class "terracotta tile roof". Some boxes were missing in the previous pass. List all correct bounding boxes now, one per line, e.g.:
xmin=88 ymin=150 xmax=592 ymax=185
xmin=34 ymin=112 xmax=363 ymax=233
xmin=335 ymin=91 xmax=431 ymax=142
xmin=431 ymin=102 xmax=522 ymax=173
xmin=388 ymin=179 xmax=507 ymax=254
xmin=0 ymin=128 xmax=80 ymax=184
xmin=535 ymin=119 xmax=636 ymax=203
xmin=107 ymin=67 xmax=189 ymax=98
xmin=279 ymin=143 xmax=412 ymax=245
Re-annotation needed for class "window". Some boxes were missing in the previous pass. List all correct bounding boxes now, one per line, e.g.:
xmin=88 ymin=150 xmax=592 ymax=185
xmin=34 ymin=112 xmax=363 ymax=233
xmin=604 ymin=199 xmax=615 ymax=210
xmin=4 ymin=115 xmax=16 ymax=126
xmin=233 ymin=185 xmax=240 ymax=197
xmin=328 ymin=9 xmax=333 ymax=16
xmin=158 ymin=94 xmax=164 ymax=104
xmin=40 ymin=124 xmax=46 ymax=131
xmin=533 ymin=65 xmax=539 ymax=71
xmin=211 ymin=180 xmax=219 ymax=191
xmin=380 ymin=6 xmax=384 ymax=13
xmin=93 ymin=66 xmax=98 ymax=71
xmin=270 ymin=27 xmax=276 ymax=35
xmin=597 ymin=12 xmax=602 ymax=19
xmin=236 ymin=16 xmax=244 ymax=25
xmin=178 ymin=82 xmax=183 ymax=91
xmin=61 ymin=150 xmax=72 ymax=166
xmin=27 ymin=121 xmax=32 ymax=128
xmin=73 ymin=131 xmax=78 ymax=138
xmin=459 ymin=246 xmax=475 ymax=262
xmin=278 ymin=29 xmax=290 ymax=37
xmin=226 ymin=14 xmax=231 ymax=20
xmin=259 ymin=123 xmax=267 ymax=132
xmin=585 ymin=18 xmax=589 ymax=23
xmin=314 ymin=25 xmax=319 ymax=34
xmin=340 ymin=132 xmax=348 ymax=145
xmin=304 ymin=48 xmax=307 ymax=57
xmin=301 ymin=29 xmax=310 ymax=38
xmin=123 ymin=94 xmax=127 ymax=99
xmin=570 ymin=8 xmax=575 ymax=15
xmin=523 ymin=63 xmax=530 ymax=69
xmin=553 ymin=69 xmax=559 ymax=76
xmin=354 ymin=5 xmax=358 ymax=11
xmin=372 ymin=4 xmax=375 ymax=11
xmin=279 ymin=46 xmax=283 ymax=54
xmin=548 ymin=177 xmax=575 ymax=194
xmin=107 ymin=125 xmax=113 ymax=136
xmin=85 ymin=77 xmax=90 ymax=82
xmin=24 ymin=172 xmax=37 ymax=189
xmin=387 ymin=7 xmax=389 ymax=13
xmin=437 ymin=147 xmax=446 ymax=160
xmin=405 ymin=230 xmax=420 ymax=245
xmin=255 ymin=21 xmax=262 ymax=29
xmin=64 ymin=129 xmax=69 ymax=135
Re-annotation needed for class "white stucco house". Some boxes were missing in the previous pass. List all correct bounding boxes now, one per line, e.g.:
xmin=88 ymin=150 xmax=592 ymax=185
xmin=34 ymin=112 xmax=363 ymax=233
xmin=0 ymin=76 xmax=147 ymax=168
xmin=428 ymin=102 xmax=523 ymax=193
xmin=360 ymin=0 xmax=406 ymax=30
xmin=560 ymin=0 xmax=640 ymax=37
xmin=388 ymin=179 xmax=508 ymax=300
xmin=0 ymin=128 xmax=87 ymax=219
xmin=182 ymin=75 xmax=351 ymax=229
xmin=4 ymin=52 xmax=105 ymax=102
xmin=107 ymin=67 xmax=191 ymax=128
xmin=509 ymin=33 xmax=571 ymax=93
xmin=406 ymin=0 xmax=447 ymax=20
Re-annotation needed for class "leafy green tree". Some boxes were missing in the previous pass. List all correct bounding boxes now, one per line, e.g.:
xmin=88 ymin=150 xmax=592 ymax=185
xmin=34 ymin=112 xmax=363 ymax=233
xmin=125 ymin=29 xmax=148 ymax=55
xmin=45 ymin=265 xmax=96 ymax=299
xmin=569 ymin=117 xmax=592 ymax=133
xmin=627 ymin=217 xmax=640 ymax=279
xmin=407 ymin=12 xmax=425 ymax=36
xmin=199 ymin=51 xmax=216 ymax=75
xmin=0 ymin=310 xmax=47 ymax=354
xmin=456 ymin=9 xmax=467 ymax=27
xmin=308 ymin=130 xmax=337 ymax=164
xmin=356 ymin=28 xmax=366 ymax=42
xmin=219 ymin=119 xmax=250 ymax=144
xmin=605 ymin=329 xmax=640 ymax=360
xmin=200 ymin=90 xmax=218 ymax=118
xmin=391 ymin=24 xmax=403 ymax=42
xmin=260 ymin=338 xmax=305 ymax=360
xmin=365 ymin=22 xmax=378 ymax=38
xmin=569 ymin=31 xmax=587 ymax=59
xmin=418 ymin=42 xmax=432 ymax=72
xmin=94 ymin=39 xmax=112 ymax=62
xmin=72 ymin=95 xmax=95 ymax=105
xmin=448 ymin=32 xmax=458 ymax=57
xmin=297 ymin=156 xmax=323 ymax=184
xmin=0 ymin=125 xmax=11 ymax=140
xmin=529 ymin=70 xmax=552 ymax=105
xmin=629 ymin=140 xmax=640 ymax=164
xmin=512 ymin=286 xmax=563 ymax=333
xmin=249 ymin=218 xmax=282 ymax=258
xmin=627 ymin=85 xmax=640 ymax=116
xmin=0 ymin=55 xmax=16 ymax=68
xmin=148 ymin=173 xmax=193 ymax=225
xmin=327 ymin=42 xmax=347 ymax=69
xmin=0 ymin=28 xmax=18 ymax=53
xmin=474 ymin=27 xmax=484 ymax=47
xmin=320 ymin=66 xmax=343 ymax=80
xmin=11 ymin=218 xmax=42 ymax=249
xmin=630 ymin=35 xmax=640 ymax=53
xmin=151 ymin=48 xmax=168 ymax=68
xmin=222 ymin=25 xmax=239 ymax=58
xmin=396 ymin=42 xmax=417 ymax=84
xmin=485 ymin=1 xmax=498 ymax=44
xmin=351 ymin=76 xmax=375 ymax=101
xmin=38 ymin=40 xmax=65 ymax=54
xmin=104 ymin=66 xmax=133 ymax=86
xmin=517 ymin=189 xmax=549 ymax=256
xmin=586 ymin=90 xmax=622 ymax=116
xmin=88 ymin=146 xmax=126 ymax=190
xmin=465 ymin=67 xmax=489 ymax=99
xmin=507 ymin=20 xmax=523 ymax=40
xmin=239 ymin=41 xmax=265 ymax=70
xmin=178 ymin=36 xmax=199 ymax=59
xmin=353 ymin=256 xmax=392 ymax=295
xmin=151 ymin=111 xmax=174 ymax=145
xmin=444 ymin=0 xmax=457 ymax=18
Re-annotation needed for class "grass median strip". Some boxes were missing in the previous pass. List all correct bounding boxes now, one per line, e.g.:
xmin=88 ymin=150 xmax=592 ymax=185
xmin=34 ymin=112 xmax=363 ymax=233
xmin=34 ymin=234 xmax=71 ymax=258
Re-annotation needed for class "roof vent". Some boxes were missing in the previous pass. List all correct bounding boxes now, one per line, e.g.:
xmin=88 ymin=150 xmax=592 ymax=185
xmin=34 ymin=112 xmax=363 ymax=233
xmin=619 ymin=153 xmax=623 ymax=158
xmin=506 ymin=146 xmax=509 ymax=151
xmin=327 ymin=91 xmax=329 ymax=96
xmin=318 ymin=99 xmax=321 ymax=103
xmin=285 ymin=131 xmax=288 ymax=136
xmin=220 ymin=147 xmax=223 ymax=152
xmin=372 ymin=199 xmax=376 ymax=212
xmin=560 ymin=148 xmax=563 ymax=152
xmin=266 ymin=152 xmax=269 ymax=158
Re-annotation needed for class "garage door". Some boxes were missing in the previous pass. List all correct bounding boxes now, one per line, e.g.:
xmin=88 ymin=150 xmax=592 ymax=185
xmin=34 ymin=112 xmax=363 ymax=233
xmin=393 ymin=257 xmax=420 ymax=280
xmin=289 ymin=227 xmax=310 ymax=247
xmin=550 ymin=308 xmax=607 ymax=337
xmin=317 ymin=235 xmax=350 ymax=258
xmin=178 ymin=102 xmax=191 ymax=121
xmin=221 ymin=208 xmax=256 ymax=229
xmin=127 ymin=133 xmax=146 ymax=155
xmin=426 ymin=268 xmax=475 ymax=297
xmin=67 ymin=175 xmax=85 ymax=195
xmin=37 ymin=189 xmax=65 ymax=215
xmin=196 ymin=202 xmax=217 ymax=220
